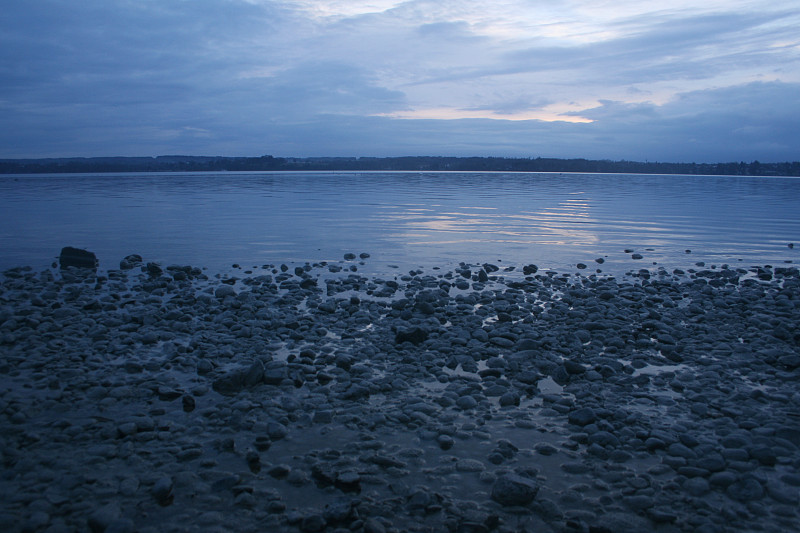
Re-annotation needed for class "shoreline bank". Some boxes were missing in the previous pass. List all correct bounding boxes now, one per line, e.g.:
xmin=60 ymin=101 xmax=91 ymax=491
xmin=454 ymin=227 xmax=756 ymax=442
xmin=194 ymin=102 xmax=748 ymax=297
xmin=1 ymin=257 xmax=799 ymax=532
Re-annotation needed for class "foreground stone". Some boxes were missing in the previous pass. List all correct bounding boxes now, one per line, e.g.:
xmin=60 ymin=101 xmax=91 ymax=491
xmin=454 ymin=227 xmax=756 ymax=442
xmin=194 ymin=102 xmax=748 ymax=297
xmin=58 ymin=246 xmax=98 ymax=269
xmin=491 ymin=474 xmax=540 ymax=506
xmin=1 ymin=258 xmax=798 ymax=533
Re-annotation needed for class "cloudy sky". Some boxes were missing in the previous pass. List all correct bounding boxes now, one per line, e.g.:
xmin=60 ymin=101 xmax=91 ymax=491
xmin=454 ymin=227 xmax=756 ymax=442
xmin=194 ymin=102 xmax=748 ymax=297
xmin=1 ymin=0 xmax=799 ymax=162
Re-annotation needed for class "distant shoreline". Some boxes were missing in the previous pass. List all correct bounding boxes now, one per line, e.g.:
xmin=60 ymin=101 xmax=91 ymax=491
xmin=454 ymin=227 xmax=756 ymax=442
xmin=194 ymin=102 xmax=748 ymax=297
xmin=1 ymin=155 xmax=798 ymax=176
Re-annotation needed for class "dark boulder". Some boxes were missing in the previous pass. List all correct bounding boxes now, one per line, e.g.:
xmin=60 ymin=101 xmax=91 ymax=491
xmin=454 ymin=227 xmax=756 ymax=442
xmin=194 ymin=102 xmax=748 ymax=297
xmin=59 ymin=246 xmax=98 ymax=270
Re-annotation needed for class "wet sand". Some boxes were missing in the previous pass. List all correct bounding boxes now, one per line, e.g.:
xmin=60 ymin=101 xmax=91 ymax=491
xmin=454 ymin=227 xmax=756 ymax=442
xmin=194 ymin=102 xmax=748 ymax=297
xmin=1 ymin=256 xmax=799 ymax=532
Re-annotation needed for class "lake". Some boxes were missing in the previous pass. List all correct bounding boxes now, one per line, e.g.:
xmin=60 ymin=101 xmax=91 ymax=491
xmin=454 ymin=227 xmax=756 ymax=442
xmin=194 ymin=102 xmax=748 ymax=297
xmin=1 ymin=171 xmax=798 ymax=275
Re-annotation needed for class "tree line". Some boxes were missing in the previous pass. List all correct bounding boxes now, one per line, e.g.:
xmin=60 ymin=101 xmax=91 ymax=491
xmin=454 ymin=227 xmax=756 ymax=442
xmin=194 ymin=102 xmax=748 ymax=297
xmin=1 ymin=155 xmax=798 ymax=176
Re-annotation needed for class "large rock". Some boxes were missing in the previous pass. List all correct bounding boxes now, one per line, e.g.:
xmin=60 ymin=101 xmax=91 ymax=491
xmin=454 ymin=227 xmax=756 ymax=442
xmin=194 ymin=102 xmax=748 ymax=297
xmin=59 ymin=246 xmax=98 ymax=269
xmin=491 ymin=474 xmax=539 ymax=506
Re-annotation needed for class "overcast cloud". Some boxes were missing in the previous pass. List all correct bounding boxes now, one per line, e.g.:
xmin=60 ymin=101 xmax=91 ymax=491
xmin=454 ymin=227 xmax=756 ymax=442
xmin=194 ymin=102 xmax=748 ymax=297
xmin=1 ymin=0 xmax=798 ymax=161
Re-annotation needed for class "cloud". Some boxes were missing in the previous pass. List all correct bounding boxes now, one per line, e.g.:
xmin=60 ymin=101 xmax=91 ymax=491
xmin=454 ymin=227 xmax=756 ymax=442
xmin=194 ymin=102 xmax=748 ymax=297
xmin=265 ymin=62 xmax=408 ymax=116
xmin=422 ymin=10 xmax=795 ymax=87
xmin=556 ymin=81 xmax=800 ymax=161
xmin=278 ymin=81 xmax=800 ymax=162
xmin=0 ymin=1 xmax=798 ymax=161
xmin=464 ymin=96 xmax=554 ymax=116
xmin=1 ymin=81 xmax=797 ymax=162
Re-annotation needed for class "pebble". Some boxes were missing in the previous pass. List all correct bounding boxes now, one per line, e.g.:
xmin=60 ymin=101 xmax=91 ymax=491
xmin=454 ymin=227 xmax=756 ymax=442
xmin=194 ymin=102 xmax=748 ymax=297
xmin=568 ymin=407 xmax=596 ymax=426
xmin=214 ymin=285 xmax=236 ymax=299
xmin=152 ymin=477 xmax=174 ymax=506
xmin=491 ymin=474 xmax=540 ymax=506
xmin=727 ymin=476 xmax=765 ymax=501
xmin=456 ymin=396 xmax=478 ymax=410
xmin=684 ymin=477 xmax=710 ymax=496
xmin=1 ymin=258 xmax=798 ymax=532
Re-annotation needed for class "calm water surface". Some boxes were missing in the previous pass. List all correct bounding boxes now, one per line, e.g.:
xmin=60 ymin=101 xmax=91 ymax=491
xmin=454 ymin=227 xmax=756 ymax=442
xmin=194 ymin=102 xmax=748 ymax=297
xmin=1 ymin=172 xmax=798 ymax=275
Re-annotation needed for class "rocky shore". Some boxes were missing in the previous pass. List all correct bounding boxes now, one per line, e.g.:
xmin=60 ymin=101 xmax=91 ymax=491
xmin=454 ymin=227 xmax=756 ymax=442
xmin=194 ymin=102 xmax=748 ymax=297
xmin=1 ymin=254 xmax=799 ymax=532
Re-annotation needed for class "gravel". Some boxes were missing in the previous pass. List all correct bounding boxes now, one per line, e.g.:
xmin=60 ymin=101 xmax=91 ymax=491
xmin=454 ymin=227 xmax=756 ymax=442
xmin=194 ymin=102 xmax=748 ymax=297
xmin=1 ymin=258 xmax=799 ymax=532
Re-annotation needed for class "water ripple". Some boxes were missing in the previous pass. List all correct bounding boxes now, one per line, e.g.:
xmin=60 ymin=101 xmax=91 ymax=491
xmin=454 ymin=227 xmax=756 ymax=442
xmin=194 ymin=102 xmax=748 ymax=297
xmin=1 ymin=172 xmax=798 ymax=273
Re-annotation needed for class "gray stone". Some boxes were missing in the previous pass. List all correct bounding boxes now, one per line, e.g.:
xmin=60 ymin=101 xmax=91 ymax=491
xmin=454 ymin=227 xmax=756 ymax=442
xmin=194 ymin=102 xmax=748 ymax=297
xmin=456 ymin=459 xmax=485 ymax=472
xmin=116 ymin=422 xmax=138 ymax=437
xmin=106 ymin=518 xmax=136 ymax=533
xmin=499 ymin=391 xmax=520 ymax=406
xmin=684 ymin=477 xmax=710 ymax=496
xmin=749 ymin=446 xmax=777 ymax=466
xmin=623 ymin=494 xmax=654 ymax=510
xmin=491 ymin=474 xmax=540 ymax=506
xmin=456 ymin=396 xmax=478 ymax=410
xmin=563 ymin=360 xmax=586 ymax=375
xmin=363 ymin=518 xmax=387 ymax=533
xmin=721 ymin=434 xmax=751 ymax=449
xmin=264 ymin=364 xmax=288 ymax=385
xmin=267 ymin=421 xmax=289 ymax=440
xmin=182 ymin=394 xmax=196 ymax=412
xmin=244 ymin=360 xmax=264 ymax=387
xmin=215 ymin=285 xmax=237 ymax=299
xmin=88 ymin=503 xmax=120 ymax=533
xmin=727 ymin=476 xmax=764 ymax=501
xmin=212 ymin=371 xmax=245 ymax=395
xmin=437 ymin=434 xmax=455 ymax=450
xmin=119 ymin=254 xmax=143 ymax=270
xmin=561 ymin=462 xmax=591 ymax=474
xmin=780 ymin=473 xmax=800 ymax=487
xmin=593 ymin=511 xmax=651 ymax=532
xmin=146 ymin=262 xmax=163 ymax=276
xmin=395 ymin=327 xmax=429 ymax=345
xmin=152 ymin=476 xmax=174 ymax=506
xmin=709 ymin=471 xmax=737 ymax=488
xmin=696 ymin=452 xmax=726 ymax=472
xmin=323 ymin=498 xmax=353 ymax=523
xmin=300 ymin=514 xmax=327 ymax=532
xmin=667 ymin=442 xmax=697 ymax=459
xmin=534 ymin=442 xmax=558 ymax=456
xmin=588 ymin=431 xmax=620 ymax=447
xmin=568 ymin=407 xmax=596 ymax=426
xmin=767 ymin=484 xmax=799 ymax=504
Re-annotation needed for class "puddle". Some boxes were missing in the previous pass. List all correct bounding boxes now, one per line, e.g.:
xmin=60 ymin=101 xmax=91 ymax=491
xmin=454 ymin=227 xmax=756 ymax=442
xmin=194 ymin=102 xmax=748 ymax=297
xmin=536 ymin=375 xmax=564 ymax=394
xmin=441 ymin=360 xmax=488 ymax=378
xmin=632 ymin=363 xmax=686 ymax=376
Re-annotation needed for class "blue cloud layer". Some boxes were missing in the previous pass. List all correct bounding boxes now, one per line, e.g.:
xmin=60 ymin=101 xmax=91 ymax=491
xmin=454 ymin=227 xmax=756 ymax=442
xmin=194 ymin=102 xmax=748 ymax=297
xmin=1 ymin=0 xmax=798 ymax=161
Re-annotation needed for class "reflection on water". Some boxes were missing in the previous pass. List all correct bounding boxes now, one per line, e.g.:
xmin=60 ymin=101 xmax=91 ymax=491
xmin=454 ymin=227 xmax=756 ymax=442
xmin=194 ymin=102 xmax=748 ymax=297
xmin=0 ymin=172 xmax=798 ymax=273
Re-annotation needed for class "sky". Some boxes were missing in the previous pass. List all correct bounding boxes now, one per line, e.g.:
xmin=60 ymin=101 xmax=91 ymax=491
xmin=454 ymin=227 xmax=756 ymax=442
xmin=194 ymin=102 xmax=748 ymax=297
xmin=1 ymin=0 xmax=799 ymax=162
